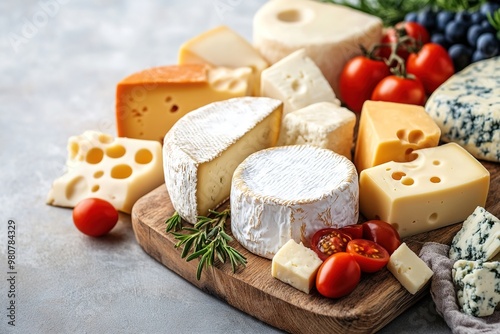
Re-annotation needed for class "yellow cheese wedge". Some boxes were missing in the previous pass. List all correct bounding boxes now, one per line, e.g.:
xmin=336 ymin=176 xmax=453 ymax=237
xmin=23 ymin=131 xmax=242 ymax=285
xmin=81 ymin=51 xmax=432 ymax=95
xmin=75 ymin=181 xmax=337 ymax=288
xmin=359 ymin=143 xmax=490 ymax=238
xmin=116 ymin=64 xmax=251 ymax=142
xmin=178 ymin=25 xmax=268 ymax=96
xmin=354 ymin=100 xmax=441 ymax=173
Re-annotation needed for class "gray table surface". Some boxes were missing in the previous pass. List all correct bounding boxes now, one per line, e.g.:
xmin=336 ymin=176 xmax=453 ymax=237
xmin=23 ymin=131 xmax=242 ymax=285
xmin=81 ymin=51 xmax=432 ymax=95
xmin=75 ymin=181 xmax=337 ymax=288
xmin=0 ymin=1 xmax=453 ymax=333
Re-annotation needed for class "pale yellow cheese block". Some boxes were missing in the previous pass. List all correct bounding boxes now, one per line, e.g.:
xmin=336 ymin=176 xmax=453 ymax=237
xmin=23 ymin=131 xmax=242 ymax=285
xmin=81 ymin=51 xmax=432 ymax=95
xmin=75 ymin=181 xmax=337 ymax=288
xmin=354 ymin=101 xmax=441 ymax=173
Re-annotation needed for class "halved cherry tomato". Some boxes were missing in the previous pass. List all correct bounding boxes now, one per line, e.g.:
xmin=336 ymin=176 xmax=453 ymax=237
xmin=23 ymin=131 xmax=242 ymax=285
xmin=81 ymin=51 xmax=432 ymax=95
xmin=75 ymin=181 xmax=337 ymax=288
xmin=406 ymin=43 xmax=454 ymax=95
xmin=310 ymin=228 xmax=352 ymax=261
xmin=73 ymin=198 xmax=119 ymax=237
xmin=371 ymin=75 xmax=426 ymax=106
xmin=362 ymin=220 xmax=401 ymax=255
xmin=316 ymin=252 xmax=361 ymax=298
xmin=347 ymin=239 xmax=390 ymax=273
xmin=339 ymin=55 xmax=390 ymax=113
xmin=339 ymin=224 xmax=364 ymax=240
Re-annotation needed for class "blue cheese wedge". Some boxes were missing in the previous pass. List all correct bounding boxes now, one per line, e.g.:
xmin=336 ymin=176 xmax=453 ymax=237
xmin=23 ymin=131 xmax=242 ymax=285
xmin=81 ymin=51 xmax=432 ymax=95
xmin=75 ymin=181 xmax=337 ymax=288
xmin=449 ymin=207 xmax=500 ymax=262
xmin=425 ymin=56 xmax=500 ymax=162
xmin=452 ymin=260 xmax=500 ymax=317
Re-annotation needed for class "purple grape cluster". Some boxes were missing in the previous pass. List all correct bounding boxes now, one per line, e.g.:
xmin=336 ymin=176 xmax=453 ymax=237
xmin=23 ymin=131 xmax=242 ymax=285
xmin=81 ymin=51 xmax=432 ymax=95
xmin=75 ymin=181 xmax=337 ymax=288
xmin=405 ymin=2 xmax=500 ymax=72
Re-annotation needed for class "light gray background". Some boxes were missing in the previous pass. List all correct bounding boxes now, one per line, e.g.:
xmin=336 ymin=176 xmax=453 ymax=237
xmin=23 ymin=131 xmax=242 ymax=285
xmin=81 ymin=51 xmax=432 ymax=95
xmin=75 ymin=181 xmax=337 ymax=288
xmin=0 ymin=0 xmax=452 ymax=333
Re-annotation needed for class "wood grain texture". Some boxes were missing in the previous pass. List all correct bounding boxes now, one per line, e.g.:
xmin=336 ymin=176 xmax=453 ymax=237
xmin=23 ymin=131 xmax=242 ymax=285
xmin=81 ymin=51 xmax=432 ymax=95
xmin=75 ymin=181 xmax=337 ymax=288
xmin=131 ymin=161 xmax=499 ymax=334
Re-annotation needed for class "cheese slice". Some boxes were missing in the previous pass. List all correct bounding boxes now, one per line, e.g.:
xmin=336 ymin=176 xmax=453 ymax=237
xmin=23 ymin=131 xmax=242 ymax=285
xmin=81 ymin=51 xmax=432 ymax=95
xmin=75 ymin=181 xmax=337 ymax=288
xmin=387 ymin=243 xmax=433 ymax=295
xmin=253 ymin=0 xmax=382 ymax=96
xmin=163 ymin=97 xmax=283 ymax=224
xmin=231 ymin=145 xmax=359 ymax=259
xmin=277 ymin=102 xmax=356 ymax=160
xmin=116 ymin=64 xmax=251 ymax=142
xmin=178 ymin=25 xmax=268 ymax=96
xmin=47 ymin=131 xmax=164 ymax=214
xmin=359 ymin=143 xmax=490 ymax=238
xmin=354 ymin=100 xmax=441 ymax=173
xmin=271 ymin=239 xmax=322 ymax=294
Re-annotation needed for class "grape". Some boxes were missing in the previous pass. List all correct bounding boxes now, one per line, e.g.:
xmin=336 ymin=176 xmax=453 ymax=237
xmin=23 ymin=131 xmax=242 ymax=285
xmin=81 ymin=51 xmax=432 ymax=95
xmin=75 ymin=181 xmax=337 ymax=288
xmin=481 ymin=20 xmax=496 ymax=34
xmin=448 ymin=44 xmax=473 ymax=72
xmin=417 ymin=8 xmax=436 ymax=31
xmin=454 ymin=11 xmax=472 ymax=24
xmin=480 ymin=2 xmax=500 ymax=16
xmin=431 ymin=33 xmax=450 ymax=49
xmin=405 ymin=12 xmax=418 ymax=22
xmin=436 ymin=11 xmax=455 ymax=32
xmin=472 ymin=49 xmax=489 ymax=62
xmin=470 ymin=11 xmax=485 ymax=24
xmin=477 ymin=32 xmax=499 ymax=57
xmin=467 ymin=24 xmax=486 ymax=48
xmin=445 ymin=20 xmax=469 ymax=44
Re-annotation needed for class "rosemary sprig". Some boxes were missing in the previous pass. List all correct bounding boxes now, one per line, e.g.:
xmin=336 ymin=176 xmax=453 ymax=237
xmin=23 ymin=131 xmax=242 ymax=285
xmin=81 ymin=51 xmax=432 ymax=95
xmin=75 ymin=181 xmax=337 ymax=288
xmin=164 ymin=208 xmax=247 ymax=280
xmin=487 ymin=9 xmax=500 ymax=40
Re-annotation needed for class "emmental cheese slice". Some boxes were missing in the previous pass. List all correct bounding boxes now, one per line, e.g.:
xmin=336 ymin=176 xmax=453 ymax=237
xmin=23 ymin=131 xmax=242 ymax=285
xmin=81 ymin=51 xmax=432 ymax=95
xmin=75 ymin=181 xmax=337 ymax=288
xmin=178 ymin=25 xmax=268 ymax=96
xmin=47 ymin=131 xmax=164 ymax=214
xmin=253 ymin=0 xmax=383 ymax=96
xmin=116 ymin=64 xmax=251 ymax=142
xmin=231 ymin=145 xmax=359 ymax=259
xmin=277 ymin=102 xmax=356 ymax=160
xmin=354 ymin=100 xmax=441 ymax=173
xmin=359 ymin=143 xmax=490 ymax=238
xmin=163 ymin=97 xmax=282 ymax=224
xmin=260 ymin=49 xmax=340 ymax=116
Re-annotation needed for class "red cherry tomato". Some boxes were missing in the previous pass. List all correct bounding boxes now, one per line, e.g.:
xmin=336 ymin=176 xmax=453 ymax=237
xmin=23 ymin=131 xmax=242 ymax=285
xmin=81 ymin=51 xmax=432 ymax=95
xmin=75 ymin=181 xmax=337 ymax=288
xmin=376 ymin=22 xmax=430 ymax=61
xmin=73 ymin=198 xmax=119 ymax=237
xmin=316 ymin=252 xmax=361 ymax=298
xmin=339 ymin=224 xmax=364 ymax=240
xmin=310 ymin=228 xmax=352 ymax=261
xmin=406 ymin=43 xmax=455 ymax=94
xmin=339 ymin=56 xmax=391 ymax=113
xmin=397 ymin=21 xmax=430 ymax=45
xmin=346 ymin=239 xmax=390 ymax=273
xmin=362 ymin=220 xmax=401 ymax=255
xmin=371 ymin=75 xmax=426 ymax=106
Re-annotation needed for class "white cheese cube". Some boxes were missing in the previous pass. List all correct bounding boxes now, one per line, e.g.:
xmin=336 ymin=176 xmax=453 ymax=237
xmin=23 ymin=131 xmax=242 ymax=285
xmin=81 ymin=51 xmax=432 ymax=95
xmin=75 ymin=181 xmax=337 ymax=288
xmin=277 ymin=102 xmax=356 ymax=160
xmin=387 ymin=243 xmax=434 ymax=295
xmin=260 ymin=49 xmax=340 ymax=116
xmin=271 ymin=239 xmax=322 ymax=294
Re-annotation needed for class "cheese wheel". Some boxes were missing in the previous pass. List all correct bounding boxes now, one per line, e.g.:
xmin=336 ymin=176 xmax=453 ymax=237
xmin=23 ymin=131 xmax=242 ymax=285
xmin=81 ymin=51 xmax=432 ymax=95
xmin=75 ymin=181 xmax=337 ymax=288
xmin=231 ymin=145 xmax=359 ymax=259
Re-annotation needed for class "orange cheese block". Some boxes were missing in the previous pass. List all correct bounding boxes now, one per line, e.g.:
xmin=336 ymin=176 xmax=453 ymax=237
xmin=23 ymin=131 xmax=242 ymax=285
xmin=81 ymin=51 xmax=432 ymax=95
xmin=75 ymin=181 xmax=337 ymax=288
xmin=116 ymin=64 xmax=251 ymax=142
xmin=354 ymin=100 xmax=441 ymax=173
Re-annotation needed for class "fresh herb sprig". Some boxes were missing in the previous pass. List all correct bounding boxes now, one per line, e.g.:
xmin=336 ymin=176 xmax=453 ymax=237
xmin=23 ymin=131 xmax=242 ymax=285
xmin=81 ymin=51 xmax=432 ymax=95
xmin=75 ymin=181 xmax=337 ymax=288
xmin=165 ymin=208 xmax=247 ymax=280
xmin=487 ymin=8 xmax=500 ymax=39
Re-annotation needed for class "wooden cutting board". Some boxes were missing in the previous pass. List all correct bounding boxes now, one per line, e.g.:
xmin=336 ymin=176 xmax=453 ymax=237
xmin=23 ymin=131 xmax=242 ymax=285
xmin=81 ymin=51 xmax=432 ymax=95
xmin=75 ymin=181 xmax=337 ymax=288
xmin=131 ymin=161 xmax=499 ymax=334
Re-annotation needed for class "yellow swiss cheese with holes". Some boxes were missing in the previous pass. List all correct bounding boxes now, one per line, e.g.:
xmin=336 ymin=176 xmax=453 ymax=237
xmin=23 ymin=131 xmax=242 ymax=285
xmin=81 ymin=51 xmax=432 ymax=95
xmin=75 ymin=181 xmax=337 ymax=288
xmin=354 ymin=101 xmax=441 ymax=173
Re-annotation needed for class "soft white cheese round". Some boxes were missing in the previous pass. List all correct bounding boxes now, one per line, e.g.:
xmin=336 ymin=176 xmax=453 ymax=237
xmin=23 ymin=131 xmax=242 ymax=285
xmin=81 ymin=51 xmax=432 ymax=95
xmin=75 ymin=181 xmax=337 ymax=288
xmin=231 ymin=145 xmax=359 ymax=259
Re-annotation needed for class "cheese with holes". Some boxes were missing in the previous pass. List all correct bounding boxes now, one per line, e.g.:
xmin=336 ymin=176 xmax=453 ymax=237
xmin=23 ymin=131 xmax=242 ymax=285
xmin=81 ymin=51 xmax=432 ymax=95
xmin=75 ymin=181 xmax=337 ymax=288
xmin=425 ymin=57 xmax=500 ymax=162
xmin=163 ymin=97 xmax=282 ymax=224
xmin=253 ymin=0 xmax=382 ymax=96
xmin=277 ymin=102 xmax=356 ymax=159
xmin=449 ymin=207 xmax=500 ymax=262
xmin=354 ymin=101 xmax=441 ymax=173
xmin=116 ymin=64 xmax=251 ymax=142
xmin=452 ymin=260 xmax=500 ymax=317
xmin=231 ymin=145 xmax=359 ymax=259
xmin=47 ymin=131 xmax=163 ymax=213
xmin=359 ymin=143 xmax=490 ymax=238
xmin=387 ymin=243 xmax=433 ymax=295
xmin=271 ymin=239 xmax=322 ymax=294
xmin=260 ymin=49 xmax=340 ymax=115
xmin=178 ymin=25 xmax=268 ymax=96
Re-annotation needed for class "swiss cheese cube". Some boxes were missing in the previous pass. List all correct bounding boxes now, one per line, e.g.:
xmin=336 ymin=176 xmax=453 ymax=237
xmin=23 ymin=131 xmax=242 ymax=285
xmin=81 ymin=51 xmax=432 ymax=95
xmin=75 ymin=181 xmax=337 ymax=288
xmin=163 ymin=97 xmax=283 ymax=224
xmin=277 ymin=102 xmax=356 ymax=160
xmin=271 ymin=239 xmax=322 ymax=294
xmin=387 ymin=243 xmax=433 ymax=295
xmin=359 ymin=143 xmax=490 ymax=238
xmin=260 ymin=49 xmax=340 ymax=116
xmin=116 ymin=64 xmax=251 ymax=142
xmin=253 ymin=0 xmax=383 ymax=96
xmin=47 ymin=131 xmax=164 ymax=214
xmin=354 ymin=100 xmax=441 ymax=173
xmin=178 ymin=25 xmax=268 ymax=96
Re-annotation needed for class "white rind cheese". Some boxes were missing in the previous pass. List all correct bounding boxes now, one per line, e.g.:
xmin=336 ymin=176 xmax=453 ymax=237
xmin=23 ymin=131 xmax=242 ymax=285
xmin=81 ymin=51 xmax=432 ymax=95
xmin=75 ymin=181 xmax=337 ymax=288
xmin=449 ymin=206 xmax=500 ymax=262
xmin=231 ymin=145 xmax=359 ymax=259
xmin=47 ymin=131 xmax=164 ymax=213
xmin=163 ymin=97 xmax=282 ymax=224
xmin=425 ymin=57 xmax=500 ymax=162
xmin=253 ymin=0 xmax=383 ymax=96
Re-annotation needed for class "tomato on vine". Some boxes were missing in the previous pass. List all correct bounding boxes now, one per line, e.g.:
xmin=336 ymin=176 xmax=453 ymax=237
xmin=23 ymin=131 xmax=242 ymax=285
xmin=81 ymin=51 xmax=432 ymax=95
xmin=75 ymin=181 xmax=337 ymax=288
xmin=371 ymin=74 xmax=426 ymax=106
